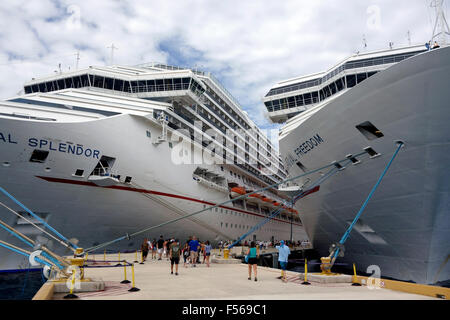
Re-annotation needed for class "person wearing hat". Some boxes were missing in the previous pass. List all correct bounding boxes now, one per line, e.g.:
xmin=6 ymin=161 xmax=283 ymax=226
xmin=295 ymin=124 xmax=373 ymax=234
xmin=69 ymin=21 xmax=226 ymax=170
xmin=276 ymin=240 xmax=291 ymax=282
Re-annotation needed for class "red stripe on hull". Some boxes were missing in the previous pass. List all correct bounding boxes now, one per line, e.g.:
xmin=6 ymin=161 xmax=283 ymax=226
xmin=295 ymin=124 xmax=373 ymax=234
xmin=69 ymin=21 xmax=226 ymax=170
xmin=35 ymin=176 xmax=303 ymax=227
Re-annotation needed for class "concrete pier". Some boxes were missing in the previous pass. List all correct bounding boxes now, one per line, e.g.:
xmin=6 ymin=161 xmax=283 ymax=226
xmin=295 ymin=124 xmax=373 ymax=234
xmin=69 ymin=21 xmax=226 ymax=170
xmin=36 ymin=251 xmax=445 ymax=300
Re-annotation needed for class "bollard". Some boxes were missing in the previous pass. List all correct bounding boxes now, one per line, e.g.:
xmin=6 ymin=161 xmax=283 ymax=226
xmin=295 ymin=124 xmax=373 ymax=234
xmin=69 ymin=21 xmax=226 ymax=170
xmin=223 ymin=248 xmax=229 ymax=259
xmin=139 ymin=250 xmax=145 ymax=264
xmin=121 ymin=262 xmax=131 ymax=284
xmin=301 ymin=259 xmax=311 ymax=285
xmin=64 ymin=271 xmax=79 ymax=299
xmin=134 ymin=250 xmax=139 ymax=263
xmin=352 ymin=263 xmax=362 ymax=286
xmin=128 ymin=263 xmax=140 ymax=292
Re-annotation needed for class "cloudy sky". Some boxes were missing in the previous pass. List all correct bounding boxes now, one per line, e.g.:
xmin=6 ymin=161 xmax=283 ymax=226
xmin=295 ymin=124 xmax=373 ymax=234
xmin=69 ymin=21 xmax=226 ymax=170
xmin=0 ymin=0 xmax=441 ymax=134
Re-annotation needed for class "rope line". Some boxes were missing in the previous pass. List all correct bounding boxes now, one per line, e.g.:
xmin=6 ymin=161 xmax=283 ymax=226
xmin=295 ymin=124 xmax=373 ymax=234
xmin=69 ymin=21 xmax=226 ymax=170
xmin=0 ymin=187 xmax=78 ymax=251
xmin=332 ymin=142 xmax=404 ymax=262
xmin=86 ymin=150 xmax=369 ymax=253
xmin=228 ymin=162 xmax=345 ymax=249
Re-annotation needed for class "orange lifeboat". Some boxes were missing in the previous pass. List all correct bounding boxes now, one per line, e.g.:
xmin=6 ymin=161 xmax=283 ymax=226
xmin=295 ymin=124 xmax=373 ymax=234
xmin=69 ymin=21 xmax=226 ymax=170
xmin=230 ymin=186 xmax=246 ymax=198
xmin=248 ymin=193 xmax=263 ymax=204
xmin=272 ymin=201 xmax=281 ymax=207
xmin=261 ymin=197 xmax=274 ymax=208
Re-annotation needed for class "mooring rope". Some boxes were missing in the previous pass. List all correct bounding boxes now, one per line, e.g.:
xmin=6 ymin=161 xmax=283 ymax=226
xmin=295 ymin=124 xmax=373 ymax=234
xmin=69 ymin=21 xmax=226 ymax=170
xmin=86 ymin=150 xmax=369 ymax=253
xmin=331 ymin=142 xmax=404 ymax=263
xmin=228 ymin=160 xmax=349 ymax=249
xmin=0 ymin=187 xmax=78 ymax=251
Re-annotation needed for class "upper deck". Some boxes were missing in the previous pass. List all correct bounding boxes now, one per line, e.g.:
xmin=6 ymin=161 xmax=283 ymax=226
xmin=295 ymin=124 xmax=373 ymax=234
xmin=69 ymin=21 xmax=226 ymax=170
xmin=263 ymin=45 xmax=428 ymax=123
xmin=16 ymin=63 xmax=288 ymax=185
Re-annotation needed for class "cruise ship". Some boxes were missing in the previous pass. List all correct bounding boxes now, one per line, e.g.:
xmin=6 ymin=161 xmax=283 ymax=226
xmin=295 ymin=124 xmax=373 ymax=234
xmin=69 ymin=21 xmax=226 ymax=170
xmin=0 ymin=63 xmax=308 ymax=271
xmin=263 ymin=43 xmax=450 ymax=285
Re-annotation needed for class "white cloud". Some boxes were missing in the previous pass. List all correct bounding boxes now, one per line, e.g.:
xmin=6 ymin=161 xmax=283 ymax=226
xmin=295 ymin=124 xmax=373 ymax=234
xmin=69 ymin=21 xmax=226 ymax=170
xmin=0 ymin=0 xmax=438 ymax=128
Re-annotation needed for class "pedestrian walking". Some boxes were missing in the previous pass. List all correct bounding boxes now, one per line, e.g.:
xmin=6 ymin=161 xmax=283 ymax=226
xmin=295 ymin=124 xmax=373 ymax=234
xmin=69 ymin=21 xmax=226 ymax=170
xmin=141 ymin=238 xmax=149 ymax=262
xmin=204 ymin=241 xmax=212 ymax=267
xmin=170 ymin=239 xmax=181 ymax=275
xmin=246 ymin=241 xmax=259 ymax=281
xmin=189 ymin=236 xmax=200 ymax=267
xmin=182 ymin=242 xmax=190 ymax=267
xmin=157 ymin=235 xmax=164 ymax=260
xmin=276 ymin=240 xmax=291 ymax=282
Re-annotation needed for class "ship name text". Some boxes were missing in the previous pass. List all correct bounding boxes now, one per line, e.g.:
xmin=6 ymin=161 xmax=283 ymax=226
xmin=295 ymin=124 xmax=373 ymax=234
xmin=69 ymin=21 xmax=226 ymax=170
xmin=28 ymin=138 xmax=100 ymax=159
xmin=0 ymin=132 xmax=18 ymax=144
xmin=294 ymin=134 xmax=324 ymax=158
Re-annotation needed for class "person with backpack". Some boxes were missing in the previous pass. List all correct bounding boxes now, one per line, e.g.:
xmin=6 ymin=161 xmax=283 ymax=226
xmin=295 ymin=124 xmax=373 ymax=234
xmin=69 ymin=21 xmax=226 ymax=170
xmin=169 ymin=239 xmax=181 ymax=275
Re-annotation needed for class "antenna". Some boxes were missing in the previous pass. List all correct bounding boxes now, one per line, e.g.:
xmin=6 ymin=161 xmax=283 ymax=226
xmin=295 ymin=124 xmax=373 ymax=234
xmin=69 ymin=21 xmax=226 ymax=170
xmin=75 ymin=51 xmax=80 ymax=70
xmin=407 ymin=30 xmax=412 ymax=45
xmin=389 ymin=41 xmax=394 ymax=49
xmin=106 ymin=43 xmax=118 ymax=65
xmin=430 ymin=0 xmax=450 ymax=45
xmin=362 ymin=34 xmax=368 ymax=49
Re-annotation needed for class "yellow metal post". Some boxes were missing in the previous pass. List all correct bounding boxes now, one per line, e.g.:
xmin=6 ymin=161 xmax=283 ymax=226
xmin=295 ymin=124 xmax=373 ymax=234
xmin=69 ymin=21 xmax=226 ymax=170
xmin=104 ymin=249 xmax=106 ymax=262
xmin=63 ymin=271 xmax=79 ymax=299
xmin=301 ymin=259 xmax=311 ymax=285
xmin=134 ymin=250 xmax=139 ymax=263
xmin=121 ymin=263 xmax=131 ymax=284
xmin=352 ymin=263 xmax=362 ymax=286
xmin=128 ymin=263 xmax=140 ymax=292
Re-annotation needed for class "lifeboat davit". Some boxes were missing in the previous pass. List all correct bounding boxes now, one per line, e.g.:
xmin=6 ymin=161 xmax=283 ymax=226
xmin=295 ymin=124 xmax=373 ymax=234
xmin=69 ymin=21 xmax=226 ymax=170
xmin=231 ymin=186 xmax=246 ymax=198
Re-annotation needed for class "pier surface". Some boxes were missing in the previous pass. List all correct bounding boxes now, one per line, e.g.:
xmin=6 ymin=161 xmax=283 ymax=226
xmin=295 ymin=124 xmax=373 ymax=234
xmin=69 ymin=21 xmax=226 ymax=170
xmin=46 ymin=252 xmax=440 ymax=300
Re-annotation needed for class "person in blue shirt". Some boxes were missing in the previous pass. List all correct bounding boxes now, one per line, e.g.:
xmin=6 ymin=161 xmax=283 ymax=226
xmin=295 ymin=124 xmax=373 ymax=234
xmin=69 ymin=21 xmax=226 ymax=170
xmin=246 ymin=241 xmax=260 ymax=281
xmin=276 ymin=240 xmax=291 ymax=282
xmin=188 ymin=236 xmax=200 ymax=267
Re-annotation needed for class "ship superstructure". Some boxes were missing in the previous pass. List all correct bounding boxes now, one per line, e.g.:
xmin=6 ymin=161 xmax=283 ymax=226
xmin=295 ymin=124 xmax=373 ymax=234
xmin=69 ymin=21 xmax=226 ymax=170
xmin=0 ymin=63 xmax=308 ymax=271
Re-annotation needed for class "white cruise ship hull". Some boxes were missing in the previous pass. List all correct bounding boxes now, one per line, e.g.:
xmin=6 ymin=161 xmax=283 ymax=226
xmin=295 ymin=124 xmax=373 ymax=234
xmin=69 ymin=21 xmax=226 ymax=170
xmin=0 ymin=112 xmax=307 ymax=271
xmin=279 ymin=47 xmax=450 ymax=284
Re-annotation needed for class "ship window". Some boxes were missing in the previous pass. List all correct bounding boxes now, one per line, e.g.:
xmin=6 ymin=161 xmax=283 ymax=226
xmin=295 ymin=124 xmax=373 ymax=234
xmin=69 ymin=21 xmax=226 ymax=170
xmin=104 ymin=77 xmax=113 ymax=90
xmin=29 ymin=150 xmax=49 ymax=163
xmin=146 ymin=130 xmax=151 ymax=138
xmin=356 ymin=73 xmax=367 ymax=84
xmin=114 ymin=79 xmax=124 ymax=91
xmin=346 ymin=75 xmax=356 ymax=88
xmin=38 ymin=82 xmax=47 ymax=92
xmin=64 ymin=77 xmax=74 ymax=88
xmin=57 ymin=79 xmax=65 ymax=90
xmin=155 ymin=79 xmax=164 ymax=91
xmin=24 ymin=86 xmax=32 ymax=94
xmin=125 ymin=176 xmax=132 ymax=183
xmin=93 ymin=75 xmax=105 ymax=88
xmin=123 ymin=81 xmax=130 ymax=93
xmin=74 ymin=169 xmax=84 ymax=177
xmin=73 ymin=76 xmax=81 ymax=88
xmin=356 ymin=121 xmax=384 ymax=140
